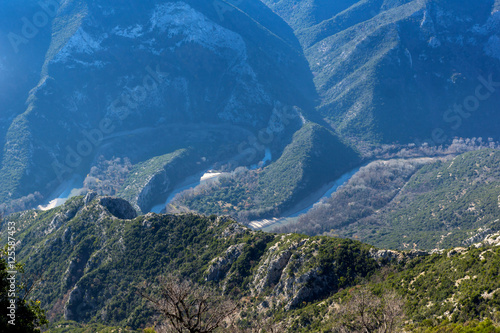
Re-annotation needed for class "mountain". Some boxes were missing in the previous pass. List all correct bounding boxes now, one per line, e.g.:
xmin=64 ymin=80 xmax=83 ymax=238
xmin=0 ymin=0 xmax=55 ymax=169
xmin=1 ymin=0 xmax=500 ymax=222
xmin=0 ymin=0 xmax=328 ymax=208
xmin=2 ymin=196 xmax=500 ymax=331
xmin=281 ymin=233 xmax=500 ymax=332
xmin=274 ymin=148 xmax=500 ymax=250
xmin=2 ymin=194 xmax=377 ymax=328
xmin=2 ymin=1 xmax=500 ymax=332
xmin=261 ymin=0 xmax=500 ymax=146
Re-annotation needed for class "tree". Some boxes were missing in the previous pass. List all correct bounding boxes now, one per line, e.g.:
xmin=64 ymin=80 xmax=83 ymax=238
xmin=0 ymin=248 xmax=48 ymax=332
xmin=138 ymin=275 xmax=238 ymax=333
xmin=334 ymin=286 xmax=405 ymax=333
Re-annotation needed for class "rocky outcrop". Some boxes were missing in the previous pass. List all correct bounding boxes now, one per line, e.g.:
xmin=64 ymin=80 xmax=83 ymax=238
xmin=121 ymin=149 xmax=204 ymax=213
xmin=221 ymin=222 xmax=248 ymax=238
xmin=252 ymin=238 xmax=338 ymax=310
xmin=44 ymin=202 xmax=82 ymax=235
xmin=406 ymin=250 xmax=429 ymax=259
xmin=252 ymin=238 xmax=304 ymax=294
xmin=136 ymin=171 xmax=172 ymax=213
xmin=464 ymin=228 xmax=493 ymax=245
xmin=275 ymin=266 xmax=329 ymax=310
xmin=99 ymin=197 xmax=137 ymax=220
xmin=64 ymin=285 xmax=83 ymax=320
xmin=64 ymin=284 xmax=95 ymax=322
xmin=6 ymin=198 xmax=385 ymax=325
xmin=84 ymin=191 xmax=98 ymax=206
xmin=206 ymin=243 xmax=246 ymax=281
xmin=369 ymin=248 xmax=428 ymax=262
xmin=369 ymin=249 xmax=404 ymax=262
xmin=250 ymin=238 xmax=432 ymax=310
xmin=481 ymin=232 xmax=500 ymax=247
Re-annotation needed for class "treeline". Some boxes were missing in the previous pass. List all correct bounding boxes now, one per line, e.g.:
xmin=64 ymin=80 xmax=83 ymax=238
xmin=367 ymin=137 xmax=500 ymax=160
xmin=82 ymin=156 xmax=132 ymax=196
xmin=0 ymin=192 xmax=43 ymax=217
xmin=271 ymin=158 xmax=437 ymax=236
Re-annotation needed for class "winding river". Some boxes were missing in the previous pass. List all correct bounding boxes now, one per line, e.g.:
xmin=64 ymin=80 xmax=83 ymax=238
xmin=37 ymin=175 xmax=85 ymax=211
xmin=248 ymin=165 xmax=363 ymax=230
xmin=149 ymin=148 xmax=273 ymax=213
xmin=37 ymin=148 xmax=363 ymax=229
xmin=149 ymin=169 xmax=216 ymax=213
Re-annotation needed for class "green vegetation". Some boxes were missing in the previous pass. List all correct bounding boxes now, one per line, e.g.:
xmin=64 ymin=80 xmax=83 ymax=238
xmin=117 ymin=148 xmax=199 ymax=212
xmin=276 ymin=149 xmax=500 ymax=250
xmin=0 ymin=197 xmax=376 ymax=329
xmin=269 ymin=243 xmax=500 ymax=332
xmin=374 ymin=149 xmax=500 ymax=249
xmin=0 ymin=0 xmax=319 ymax=210
xmin=42 ymin=0 xmax=88 ymax=75
xmin=2 ymin=195 xmax=500 ymax=331
xmin=412 ymin=320 xmax=500 ymax=333
xmin=386 ymin=247 xmax=500 ymax=325
xmin=0 ymin=247 xmax=48 ymax=332
xmin=0 ymin=0 xmax=89 ymax=204
xmin=46 ymin=321 xmax=136 ymax=333
xmin=0 ymin=115 xmax=32 ymax=201
xmin=171 ymin=123 xmax=360 ymax=221
xmin=262 ymin=0 xmax=500 ymax=148
xmin=273 ymin=156 xmax=431 ymax=236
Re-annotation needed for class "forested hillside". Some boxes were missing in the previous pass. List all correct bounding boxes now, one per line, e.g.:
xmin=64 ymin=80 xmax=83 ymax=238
xmin=1 ymin=196 xmax=500 ymax=332
xmin=274 ymin=148 xmax=500 ymax=250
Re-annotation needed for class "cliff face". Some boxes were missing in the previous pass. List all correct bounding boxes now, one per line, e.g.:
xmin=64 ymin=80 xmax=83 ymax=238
xmin=117 ymin=149 xmax=204 ymax=213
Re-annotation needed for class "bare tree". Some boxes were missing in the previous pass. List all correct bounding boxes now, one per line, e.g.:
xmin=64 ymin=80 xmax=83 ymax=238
xmin=334 ymin=286 xmax=405 ymax=333
xmin=138 ymin=275 xmax=238 ymax=333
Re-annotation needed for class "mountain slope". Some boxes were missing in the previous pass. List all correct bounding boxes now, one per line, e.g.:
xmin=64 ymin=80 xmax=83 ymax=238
xmin=261 ymin=0 xmax=500 ymax=145
xmin=278 ymin=235 xmax=500 ymax=332
xmin=0 ymin=0 xmax=55 ymax=165
xmin=167 ymin=122 xmax=360 ymax=221
xmin=1 ymin=195 xmax=377 ymax=328
xmin=0 ymin=0 xmax=321 ymax=206
xmin=2 ymin=0 xmax=499 ymax=220
xmin=2 ymin=197 xmax=500 ymax=331
xmin=274 ymin=148 xmax=500 ymax=250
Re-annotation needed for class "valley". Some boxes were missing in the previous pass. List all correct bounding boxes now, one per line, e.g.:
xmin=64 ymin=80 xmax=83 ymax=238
xmin=249 ymin=164 xmax=364 ymax=230
xmin=0 ymin=0 xmax=500 ymax=332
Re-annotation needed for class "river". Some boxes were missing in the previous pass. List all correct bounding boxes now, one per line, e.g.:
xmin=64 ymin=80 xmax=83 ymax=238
xmin=37 ymin=174 xmax=85 ymax=211
xmin=38 ymin=154 xmax=270 ymax=214
xmin=149 ymin=169 xmax=218 ymax=213
xmin=248 ymin=165 xmax=363 ymax=230
xmin=149 ymin=148 xmax=273 ymax=213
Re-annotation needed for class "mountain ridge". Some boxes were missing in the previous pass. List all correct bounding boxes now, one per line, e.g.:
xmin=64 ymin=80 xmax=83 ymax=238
xmin=2 ymin=194 xmax=500 ymax=331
